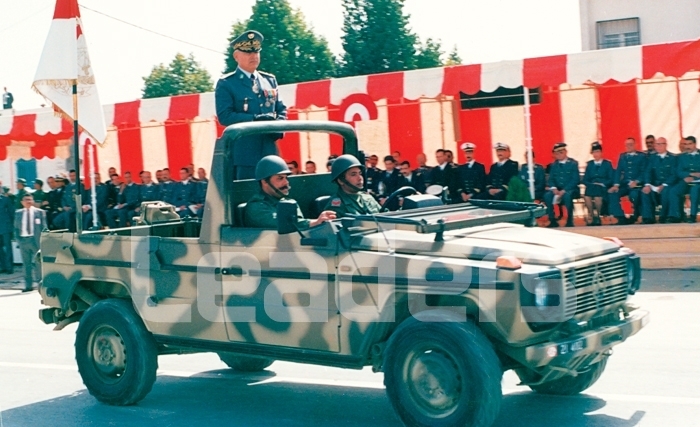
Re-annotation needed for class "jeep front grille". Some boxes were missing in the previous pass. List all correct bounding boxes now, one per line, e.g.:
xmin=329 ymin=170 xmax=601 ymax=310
xmin=564 ymin=257 xmax=628 ymax=318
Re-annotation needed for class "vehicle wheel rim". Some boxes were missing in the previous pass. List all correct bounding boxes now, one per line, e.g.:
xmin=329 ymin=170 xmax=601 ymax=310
xmin=88 ymin=325 xmax=127 ymax=384
xmin=406 ymin=346 xmax=462 ymax=417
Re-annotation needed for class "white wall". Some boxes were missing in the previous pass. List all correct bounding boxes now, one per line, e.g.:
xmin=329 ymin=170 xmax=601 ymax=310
xmin=580 ymin=0 xmax=700 ymax=50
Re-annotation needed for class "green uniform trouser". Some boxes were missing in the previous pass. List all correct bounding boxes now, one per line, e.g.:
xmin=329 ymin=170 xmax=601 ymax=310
xmin=324 ymin=190 xmax=382 ymax=217
xmin=244 ymin=191 xmax=310 ymax=230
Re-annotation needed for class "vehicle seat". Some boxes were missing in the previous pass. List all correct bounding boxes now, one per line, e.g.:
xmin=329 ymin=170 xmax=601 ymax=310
xmin=311 ymin=195 xmax=331 ymax=218
xmin=236 ymin=203 xmax=247 ymax=227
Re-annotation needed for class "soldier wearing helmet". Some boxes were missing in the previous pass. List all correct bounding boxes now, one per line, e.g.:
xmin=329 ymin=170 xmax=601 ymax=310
xmin=244 ymin=155 xmax=336 ymax=229
xmin=324 ymin=154 xmax=382 ymax=216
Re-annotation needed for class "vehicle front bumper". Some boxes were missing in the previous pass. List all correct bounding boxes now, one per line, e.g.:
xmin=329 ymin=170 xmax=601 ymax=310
xmin=507 ymin=308 xmax=650 ymax=369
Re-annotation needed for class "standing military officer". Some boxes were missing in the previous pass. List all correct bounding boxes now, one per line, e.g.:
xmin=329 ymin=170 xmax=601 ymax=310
xmin=245 ymin=156 xmax=335 ymax=229
xmin=641 ymin=137 xmax=677 ymax=224
xmin=668 ymin=136 xmax=700 ymax=223
xmin=485 ymin=143 xmax=518 ymax=201
xmin=608 ymin=137 xmax=647 ymax=225
xmin=457 ymin=142 xmax=486 ymax=202
xmin=582 ymin=142 xmax=614 ymax=226
xmin=324 ymin=154 xmax=383 ymax=217
xmin=544 ymin=143 xmax=580 ymax=227
xmin=430 ymin=149 xmax=460 ymax=203
xmin=215 ymin=30 xmax=288 ymax=180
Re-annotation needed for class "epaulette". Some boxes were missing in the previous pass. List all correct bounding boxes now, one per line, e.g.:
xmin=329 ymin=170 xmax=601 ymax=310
xmin=258 ymin=70 xmax=276 ymax=79
xmin=219 ymin=71 xmax=236 ymax=80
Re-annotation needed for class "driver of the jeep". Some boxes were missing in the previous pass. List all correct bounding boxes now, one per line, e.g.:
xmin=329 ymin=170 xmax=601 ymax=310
xmin=244 ymin=155 xmax=336 ymax=229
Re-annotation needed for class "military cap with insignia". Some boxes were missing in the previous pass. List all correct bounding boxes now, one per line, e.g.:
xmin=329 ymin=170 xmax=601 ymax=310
xmin=552 ymin=142 xmax=567 ymax=152
xmin=493 ymin=142 xmax=509 ymax=151
xmin=231 ymin=30 xmax=264 ymax=53
xmin=460 ymin=142 xmax=476 ymax=151
xmin=16 ymin=178 xmax=26 ymax=185
xmin=590 ymin=141 xmax=603 ymax=152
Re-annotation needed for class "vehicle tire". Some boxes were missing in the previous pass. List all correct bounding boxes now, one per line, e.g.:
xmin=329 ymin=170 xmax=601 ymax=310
xmin=527 ymin=357 xmax=608 ymax=395
xmin=218 ymin=353 xmax=274 ymax=372
xmin=383 ymin=312 xmax=502 ymax=427
xmin=75 ymin=299 xmax=158 ymax=406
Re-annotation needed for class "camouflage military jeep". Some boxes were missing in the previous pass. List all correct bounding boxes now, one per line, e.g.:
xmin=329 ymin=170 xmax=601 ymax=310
xmin=38 ymin=121 xmax=648 ymax=427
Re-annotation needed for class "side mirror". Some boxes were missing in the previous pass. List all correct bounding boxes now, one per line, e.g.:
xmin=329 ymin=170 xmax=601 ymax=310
xmin=277 ymin=199 xmax=300 ymax=235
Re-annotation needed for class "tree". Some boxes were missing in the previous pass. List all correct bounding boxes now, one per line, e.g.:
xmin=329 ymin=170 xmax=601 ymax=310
xmin=415 ymin=38 xmax=443 ymax=70
xmin=142 ymin=53 xmax=213 ymax=99
xmin=224 ymin=0 xmax=335 ymax=85
xmin=339 ymin=0 xmax=418 ymax=76
xmin=445 ymin=45 xmax=463 ymax=66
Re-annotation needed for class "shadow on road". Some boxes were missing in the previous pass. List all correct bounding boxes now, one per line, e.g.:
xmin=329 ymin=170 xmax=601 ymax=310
xmin=1 ymin=371 xmax=645 ymax=427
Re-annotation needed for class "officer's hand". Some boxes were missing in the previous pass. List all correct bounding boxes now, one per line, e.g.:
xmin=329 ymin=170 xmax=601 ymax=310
xmin=254 ymin=113 xmax=276 ymax=121
xmin=642 ymin=186 xmax=651 ymax=194
xmin=609 ymin=186 xmax=619 ymax=193
xmin=685 ymin=177 xmax=694 ymax=183
xmin=310 ymin=211 xmax=337 ymax=227
xmin=658 ymin=186 xmax=665 ymax=193
xmin=461 ymin=193 xmax=470 ymax=202
xmin=488 ymin=189 xmax=501 ymax=196
xmin=629 ymin=180 xmax=638 ymax=188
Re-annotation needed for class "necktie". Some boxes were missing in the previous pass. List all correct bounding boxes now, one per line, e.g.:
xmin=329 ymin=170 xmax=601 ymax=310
xmin=251 ymin=74 xmax=258 ymax=93
xmin=25 ymin=208 xmax=31 ymax=236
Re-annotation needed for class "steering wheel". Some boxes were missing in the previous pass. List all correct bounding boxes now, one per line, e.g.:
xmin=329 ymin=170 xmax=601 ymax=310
xmin=381 ymin=186 xmax=418 ymax=212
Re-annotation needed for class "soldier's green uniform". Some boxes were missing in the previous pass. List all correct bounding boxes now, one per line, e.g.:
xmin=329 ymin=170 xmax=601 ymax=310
xmin=325 ymin=190 xmax=382 ymax=217
xmin=244 ymin=190 xmax=310 ymax=230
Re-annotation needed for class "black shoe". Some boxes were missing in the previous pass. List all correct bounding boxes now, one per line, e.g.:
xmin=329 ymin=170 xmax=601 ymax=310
xmin=659 ymin=217 xmax=667 ymax=224
xmin=565 ymin=222 xmax=574 ymax=228
xmin=685 ymin=218 xmax=697 ymax=224
xmin=667 ymin=217 xmax=681 ymax=223
xmin=22 ymin=288 xmax=33 ymax=293
xmin=642 ymin=218 xmax=655 ymax=225
xmin=615 ymin=217 xmax=628 ymax=225
xmin=547 ymin=221 xmax=559 ymax=228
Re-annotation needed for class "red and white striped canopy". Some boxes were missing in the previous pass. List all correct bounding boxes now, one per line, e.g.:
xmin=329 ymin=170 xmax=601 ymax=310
xmin=1 ymin=38 xmax=699 ymax=181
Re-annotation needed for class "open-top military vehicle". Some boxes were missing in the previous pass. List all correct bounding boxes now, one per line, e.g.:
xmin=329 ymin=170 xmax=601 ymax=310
xmin=38 ymin=121 xmax=648 ymax=427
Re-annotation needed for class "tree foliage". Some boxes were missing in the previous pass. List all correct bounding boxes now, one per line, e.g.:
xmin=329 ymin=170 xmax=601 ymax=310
xmin=224 ymin=0 xmax=335 ymax=85
xmin=142 ymin=53 xmax=213 ymax=99
xmin=415 ymin=38 xmax=443 ymax=70
xmin=445 ymin=45 xmax=463 ymax=66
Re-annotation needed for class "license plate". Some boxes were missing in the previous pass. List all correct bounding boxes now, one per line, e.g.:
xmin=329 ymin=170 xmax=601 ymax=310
xmin=557 ymin=338 xmax=586 ymax=356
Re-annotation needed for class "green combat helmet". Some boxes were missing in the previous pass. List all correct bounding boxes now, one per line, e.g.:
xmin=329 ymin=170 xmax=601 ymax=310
xmin=255 ymin=155 xmax=292 ymax=181
xmin=330 ymin=154 xmax=364 ymax=182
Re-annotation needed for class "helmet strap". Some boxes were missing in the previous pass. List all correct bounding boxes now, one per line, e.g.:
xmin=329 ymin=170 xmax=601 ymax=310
xmin=339 ymin=175 xmax=363 ymax=193
xmin=264 ymin=177 xmax=289 ymax=199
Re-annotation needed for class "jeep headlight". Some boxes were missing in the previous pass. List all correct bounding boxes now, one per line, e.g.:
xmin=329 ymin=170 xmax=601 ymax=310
xmin=626 ymin=255 xmax=641 ymax=294
xmin=521 ymin=272 xmax=563 ymax=332
xmin=534 ymin=278 xmax=549 ymax=310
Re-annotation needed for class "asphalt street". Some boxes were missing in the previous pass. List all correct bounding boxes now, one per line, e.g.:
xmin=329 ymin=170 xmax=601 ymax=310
xmin=0 ymin=269 xmax=698 ymax=427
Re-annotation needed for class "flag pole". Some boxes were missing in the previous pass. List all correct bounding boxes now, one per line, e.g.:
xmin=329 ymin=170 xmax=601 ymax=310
xmin=72 ymin=81 xmax=83 ymax=234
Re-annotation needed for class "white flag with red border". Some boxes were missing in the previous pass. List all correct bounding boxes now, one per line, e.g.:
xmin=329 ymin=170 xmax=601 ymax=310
xmin=32 ymin=0 xmax=106 ymax=144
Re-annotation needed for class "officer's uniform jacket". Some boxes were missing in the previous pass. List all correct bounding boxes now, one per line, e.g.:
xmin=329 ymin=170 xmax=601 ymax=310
xmin=457 ymin=161 xmax=486 ymax=196
xmin=245 ymin=191 xmax=309 ymax=230
xmin=398 ymin=171 xmax=427 ymax=194
xmin=122 ymin=183 xmax=141 ymax=210
xmin=518 ymin=163 xmax=546 ymax=199
xmin=324 ymin=190 xmax=382 ymax=217
xmin=138 ymin=184 xmax=161 ymax=204
xmin=582 ymin=159 xmax=614 ymax=188
xmin=487 ymin=159 xmax=518 ymax=192
xmin=32 ymin=190 xmax=47 ymax=206
xmin=82 ymin=184 xmax=110 ymax=213
xmin=194 ymin=179 xmax=208 ymax=205
xmin=378 ymin=169 xmax=401 ymax=196
xmin=61 ymin=182 xmax=84 ymax=211
xmin=676 ymin=150 xmax=700 ymax=181
xmin=170 ymin=180 xmax=197 ymax=207
xmin=14 ymin=188 xmax=31 ymax=209
xmin=644 ymin=153 xmax=677 ymax=187
xmin=365 ymin=167 xmax=383 ymax=193
xmin=430 ymin=163 xmax=460 ymax=199
xmin=159 ymin=181 xmax=176 ymax=205
xmin=614 ymin=151 xmax=647 ymax=186
xmin=215 ymin=68 xmax=287 ymax=167
xmin=47 ymin=187 xmax=64 ymax=214
xmin=547 ymin=158 xmax=581 ymax=192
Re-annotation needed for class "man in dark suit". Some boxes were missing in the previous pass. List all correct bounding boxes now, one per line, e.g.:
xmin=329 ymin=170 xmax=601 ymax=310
xmin=668 ymin=136 xmax=700 ymax=223
xmin=457 ymin=142 xmax=486 ymax=202
xmin=377 ymin=155 xmax=401 ymax=198
xmin=0 ymin=190 xmax=14 ymax=273
xmin=45 ymin=176 xmax=65 ymax=229
xmin=582 ymin=142 xmax=614 ymax=226
xmin=641 ymin=137 xmax=677 ymax=224
xmin=415 ymin=153 xmax=432 ymax=184
xmin=364 ymin=154 xmax=383 ymax=195
xmin=14 ymin=194 xmax=47 ymax=292
xmin=608 ymin=137 xmax=647 ymax=225
xmin=544 ymin=143 xmax=580 ymax=227
xmin=430 ymin=149 xmax=460 ymax=203
xmin=215 ymin=30 xmax=287 ymax=180
xmin=53 ymin=170 xmax=82 ymax=232
xmin=397 ymin=161 xmax=426 ymax=193
xmin=485 ymin=143 xmax=518 ymax=200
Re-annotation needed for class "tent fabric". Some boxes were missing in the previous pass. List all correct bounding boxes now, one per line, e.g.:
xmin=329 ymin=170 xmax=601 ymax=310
xmin=1 ymin=39 xmax=699 ymax=180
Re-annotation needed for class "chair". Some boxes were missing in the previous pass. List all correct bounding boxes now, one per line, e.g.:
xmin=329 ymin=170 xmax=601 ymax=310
xmin=311 ymin=195 xmax=331 ymax=218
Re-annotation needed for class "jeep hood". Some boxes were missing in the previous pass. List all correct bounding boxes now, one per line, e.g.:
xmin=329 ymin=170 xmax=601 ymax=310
xmin=353 ymin=223 xmax=621 ymax=265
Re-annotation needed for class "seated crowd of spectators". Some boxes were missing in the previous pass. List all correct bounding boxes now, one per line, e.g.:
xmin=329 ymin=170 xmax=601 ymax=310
xmin=284 ymin=134 xmax=698 ymax=227
xmin=0 ymin=164 xmax=209 ymax=231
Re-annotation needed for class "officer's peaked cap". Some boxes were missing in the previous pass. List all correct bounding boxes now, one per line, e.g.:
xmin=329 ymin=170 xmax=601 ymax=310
xmin=231 ymin=30 xmax=264 ymax=52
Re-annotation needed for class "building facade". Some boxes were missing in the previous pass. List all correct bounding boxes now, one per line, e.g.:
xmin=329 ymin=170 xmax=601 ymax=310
xmin=580 ymin=0 xmax=700 ymax=50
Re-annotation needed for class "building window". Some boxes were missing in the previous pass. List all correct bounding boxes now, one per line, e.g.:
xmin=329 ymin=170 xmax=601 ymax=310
xmin=596 ymin=18 xmax=641 ymax=49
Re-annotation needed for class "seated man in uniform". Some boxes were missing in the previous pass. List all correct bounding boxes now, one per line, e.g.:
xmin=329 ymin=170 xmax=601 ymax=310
xmin=457 ymin=142 xmax=486 ymax=202
xmin=641 ymin=137 xmax=677 ymax=224
xmin=582 ymin=142 xmax=614 ymax=226
xmin=669 ymin=136 xmax=700 ymax=223
xmin=245 ymin=155 xmax=336 ymax=229
xmin=544 ymin=143 xmax=580 ymax=228
xmin=608 ymin=137 xmax=647 ymax=225
xmin=485 ymin=143 xmax=518 ymax=200
xmin=324 ymin=154 xmax=383 ymax=216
